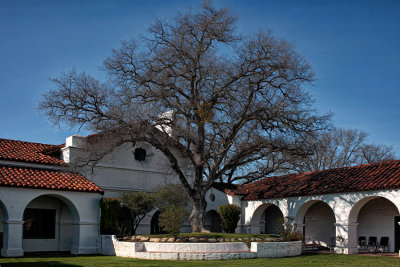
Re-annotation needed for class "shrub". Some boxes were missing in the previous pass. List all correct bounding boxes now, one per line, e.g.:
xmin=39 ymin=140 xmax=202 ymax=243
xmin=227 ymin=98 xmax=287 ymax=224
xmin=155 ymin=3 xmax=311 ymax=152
xmin=120 ymin=191 xmax=155 ymax=235
xmin=218 ymin=204 xmax=241 ymax=233
xmin=278 ymin=216 xmax=303 ymax=241
xmin=158 ymin=205 xmax=190 ymax=236
xmin=154 ymin=184 xmax=191 ymax=235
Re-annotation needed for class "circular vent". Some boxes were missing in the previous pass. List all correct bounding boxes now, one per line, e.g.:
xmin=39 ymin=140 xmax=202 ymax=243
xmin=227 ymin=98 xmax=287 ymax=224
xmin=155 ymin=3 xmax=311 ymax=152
xmin=134 ymin=148 xmax=146 ymax=161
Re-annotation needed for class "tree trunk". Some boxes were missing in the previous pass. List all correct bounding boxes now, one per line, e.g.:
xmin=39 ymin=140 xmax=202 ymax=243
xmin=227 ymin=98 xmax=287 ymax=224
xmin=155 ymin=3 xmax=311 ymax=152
xmin=189 ymin=197 xmax=208 ymax=232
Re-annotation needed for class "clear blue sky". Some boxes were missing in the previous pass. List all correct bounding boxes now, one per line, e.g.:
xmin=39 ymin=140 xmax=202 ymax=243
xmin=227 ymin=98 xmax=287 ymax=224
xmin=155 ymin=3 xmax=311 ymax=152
xmin=1 ymin=0 xmax=399 ymax=154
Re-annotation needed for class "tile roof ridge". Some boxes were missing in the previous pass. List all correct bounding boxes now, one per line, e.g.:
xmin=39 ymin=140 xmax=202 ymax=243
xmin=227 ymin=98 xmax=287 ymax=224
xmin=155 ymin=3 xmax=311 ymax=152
xmin=239 ymin=159 xmax=400 ymax=187
xmin=299 ymin=159 xmax=400 ymax=175
xmin=0 ymin=137 xmax=58 ymax=147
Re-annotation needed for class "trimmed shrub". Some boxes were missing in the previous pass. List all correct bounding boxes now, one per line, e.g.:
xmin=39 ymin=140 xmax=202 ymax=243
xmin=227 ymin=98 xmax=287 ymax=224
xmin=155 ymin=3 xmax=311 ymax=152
xmin=158 ymin=205 xmax=190 ymax=236
xmin=218 ymin=204 xmax=241 ymax=233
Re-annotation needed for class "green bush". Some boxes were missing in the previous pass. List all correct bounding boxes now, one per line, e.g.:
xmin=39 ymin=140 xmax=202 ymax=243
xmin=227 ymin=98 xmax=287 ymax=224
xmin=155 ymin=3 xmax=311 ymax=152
xmin=218 ymin=204 xmax=241 ymax=233
xmin=154 ymin=184 xmax=190 ymax=209
xmin=278 ymin=216 xmax=303 ymax=241
xmin=154 ymin=184 xmax=190 ymax=235
xmin=158 ymin=205 xmax=190 ymax=236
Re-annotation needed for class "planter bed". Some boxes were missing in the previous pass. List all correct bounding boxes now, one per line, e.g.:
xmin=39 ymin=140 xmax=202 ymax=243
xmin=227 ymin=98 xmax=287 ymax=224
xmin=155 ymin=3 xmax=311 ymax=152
xmin=122 ymin=234 xmax=281 ymax=244
xmin=100 ymin=235 xmax=302 ymax=260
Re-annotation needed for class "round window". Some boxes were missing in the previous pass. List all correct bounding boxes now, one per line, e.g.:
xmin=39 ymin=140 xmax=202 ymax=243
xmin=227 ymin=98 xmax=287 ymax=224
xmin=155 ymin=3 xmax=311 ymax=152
xmin=209 ymin=193 xmax=216 ymax=202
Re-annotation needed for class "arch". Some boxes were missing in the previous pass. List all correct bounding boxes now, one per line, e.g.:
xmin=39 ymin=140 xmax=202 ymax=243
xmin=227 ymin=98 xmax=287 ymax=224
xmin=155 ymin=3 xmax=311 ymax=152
xmin=296 ymin=200 xmax=336 ymax=248
xmin=150 ymin=210 xmax=166 ymax=234
xmin=21 ymin=194 xmax=80 ymax=253
xmin=348 ymin=196 xmax=399 ymax=252
xmin=261 ymin=205 xmax=284 ymax=234
xmin=250 ymin=203 xmax=284 ymax=234
xmin=0 ymin=199 xmax=9 ymax=222
xmin=204 ymin=210 xmax=222 ymax=233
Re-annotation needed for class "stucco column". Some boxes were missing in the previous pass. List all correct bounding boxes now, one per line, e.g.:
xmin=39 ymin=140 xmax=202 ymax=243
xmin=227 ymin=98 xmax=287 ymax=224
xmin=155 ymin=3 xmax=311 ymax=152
xmin=71 ymin=221 xmax=99 ymax=254
xmin=250 ymin=223 xmax=261 ymax=234
xmin=295 ymin=223 xmax=304 ymax=235
xmin=346 ymin=223 xmax=359 ymax=254
xmin=334 ymin=222 xmax=358 ymax=254
xmin=1 ymin=220 xmax=24 ymax=257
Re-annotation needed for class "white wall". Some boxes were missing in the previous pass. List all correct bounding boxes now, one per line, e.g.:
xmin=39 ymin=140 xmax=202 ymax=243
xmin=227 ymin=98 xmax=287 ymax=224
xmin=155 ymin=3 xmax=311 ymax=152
xmin=62 ymin=135 xmax=195 ymax=235
xmin=240 ymin=189 xmax=400 ymax=253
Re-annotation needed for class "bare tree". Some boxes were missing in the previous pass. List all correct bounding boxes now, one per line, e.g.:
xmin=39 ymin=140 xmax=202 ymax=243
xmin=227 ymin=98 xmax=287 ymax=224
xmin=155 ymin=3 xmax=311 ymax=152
xmin=39 ymin=1 xmax=328 ymax=232
xmin=361 ymin=143 xmax=396 ymax=164
xmin=295 ymin=128 xmax=396 ymax=172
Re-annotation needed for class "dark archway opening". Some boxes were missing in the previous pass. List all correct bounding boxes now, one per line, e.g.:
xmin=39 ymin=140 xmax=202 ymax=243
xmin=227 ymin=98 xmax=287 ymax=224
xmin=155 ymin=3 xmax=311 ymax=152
xmin=150 ymin=210 xmax=166 ymax=234
xmin=260 ymin=205 xmax=283 ymax=235
xmin=204 ymin=210 xmax=222 ymax=233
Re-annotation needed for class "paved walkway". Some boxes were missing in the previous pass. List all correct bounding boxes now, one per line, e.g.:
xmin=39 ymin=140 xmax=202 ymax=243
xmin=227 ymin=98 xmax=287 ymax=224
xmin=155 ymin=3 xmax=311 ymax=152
xmin=304 ymin=248 xmax=398 ymax=257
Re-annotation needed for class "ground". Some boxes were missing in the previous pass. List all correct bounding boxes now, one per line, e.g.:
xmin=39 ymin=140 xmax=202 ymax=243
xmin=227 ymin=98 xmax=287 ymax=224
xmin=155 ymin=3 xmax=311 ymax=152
xmin=0 ymin=254 xmax=400 ymax=267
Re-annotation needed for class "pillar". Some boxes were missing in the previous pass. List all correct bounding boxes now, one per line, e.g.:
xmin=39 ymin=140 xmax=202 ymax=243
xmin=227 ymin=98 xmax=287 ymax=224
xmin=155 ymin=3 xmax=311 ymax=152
xmin=1 ymin=220 xmax=24 ymax=257
xmin=334 ymin=222 xmax=358 ymax=254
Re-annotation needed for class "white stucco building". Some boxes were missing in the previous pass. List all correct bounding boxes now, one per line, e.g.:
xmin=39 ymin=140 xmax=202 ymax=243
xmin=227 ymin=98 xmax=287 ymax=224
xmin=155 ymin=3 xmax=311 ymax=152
xmin=1 ymin=134 xmax=400 ymax=257
xmin=0 ymin=134 xmax=188 ymax=257
xmin=205 ymin=161 xmax=400 ymax=254
xmin=0 ymin=138 xmax=103 ymax=257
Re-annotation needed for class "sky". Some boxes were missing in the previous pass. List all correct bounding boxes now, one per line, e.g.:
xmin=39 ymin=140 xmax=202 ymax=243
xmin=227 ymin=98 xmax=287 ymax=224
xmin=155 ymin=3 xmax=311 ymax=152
xmin=0 ymin=0 xmax=400 ymax=154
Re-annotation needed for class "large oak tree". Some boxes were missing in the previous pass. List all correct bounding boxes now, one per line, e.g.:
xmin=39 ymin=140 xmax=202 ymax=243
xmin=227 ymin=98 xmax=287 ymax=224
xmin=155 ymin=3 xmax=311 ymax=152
xmin=39 ymin=1 xmax=328 ymax=232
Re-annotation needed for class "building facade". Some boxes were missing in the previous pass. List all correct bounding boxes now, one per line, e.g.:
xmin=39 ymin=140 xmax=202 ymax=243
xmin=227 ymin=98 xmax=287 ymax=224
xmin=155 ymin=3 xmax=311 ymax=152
xmin=206 ymin=161 xmax=400 ymax=254
xmin=1 ymin=134 xmax=400 ymax=256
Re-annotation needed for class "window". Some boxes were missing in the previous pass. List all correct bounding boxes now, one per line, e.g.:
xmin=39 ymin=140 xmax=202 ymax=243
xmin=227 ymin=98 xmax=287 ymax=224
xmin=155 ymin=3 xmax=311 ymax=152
xmin=23 ymin=208 xmax=56 ymax=239
xmin=134 ymin=148 xmax=146 ymax=161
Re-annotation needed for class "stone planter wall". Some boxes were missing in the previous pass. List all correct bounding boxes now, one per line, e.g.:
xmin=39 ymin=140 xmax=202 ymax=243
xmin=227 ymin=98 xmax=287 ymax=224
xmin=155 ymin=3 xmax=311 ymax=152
xmin=100 ymin=235 xmax=302 ymax=260
xmin=251 ymin=241 xmax=302 ymax=258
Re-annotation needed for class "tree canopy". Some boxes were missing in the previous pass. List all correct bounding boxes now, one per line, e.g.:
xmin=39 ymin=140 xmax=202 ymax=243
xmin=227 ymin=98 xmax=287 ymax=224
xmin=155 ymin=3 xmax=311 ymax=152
xmin=39 ymin=1 xmax=329 ymax=231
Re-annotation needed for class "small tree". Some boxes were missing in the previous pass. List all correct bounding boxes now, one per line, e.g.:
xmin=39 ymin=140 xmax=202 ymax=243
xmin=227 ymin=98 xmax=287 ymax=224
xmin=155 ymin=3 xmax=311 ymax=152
xmin=158 ymin=205 xmax=190 ymax=236
xmin=120 ymin=191 xmax=155 ymax=235
xmin=218 ymin=204 xmax=241 ymax=233
xmin=155 ymin=184 xmax=191 ymax=235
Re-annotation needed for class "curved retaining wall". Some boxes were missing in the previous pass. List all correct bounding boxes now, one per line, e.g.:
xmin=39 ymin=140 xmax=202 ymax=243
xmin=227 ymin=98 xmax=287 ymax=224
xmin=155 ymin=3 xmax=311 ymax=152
xmin=100 ymin=235 xmax=302 ymax=260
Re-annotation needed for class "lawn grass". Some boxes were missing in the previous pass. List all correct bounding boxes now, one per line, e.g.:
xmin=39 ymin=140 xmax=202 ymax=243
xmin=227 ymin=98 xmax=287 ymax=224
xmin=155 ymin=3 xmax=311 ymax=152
xmin=0 ymin=253 xmax=400 ymax=267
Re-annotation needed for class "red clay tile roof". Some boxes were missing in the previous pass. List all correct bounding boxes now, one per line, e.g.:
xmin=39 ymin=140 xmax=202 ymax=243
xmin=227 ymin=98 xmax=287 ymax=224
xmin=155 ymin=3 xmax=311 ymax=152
xmin=232 ymin=160 xmax=400 ymax=200
xmin=0 ymin=165 xmax=103 ymax=194
xmin=212 ymin=182 xmax=240 ymax=194
xmin=0 ymin=138 xmax=65 ymax=166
